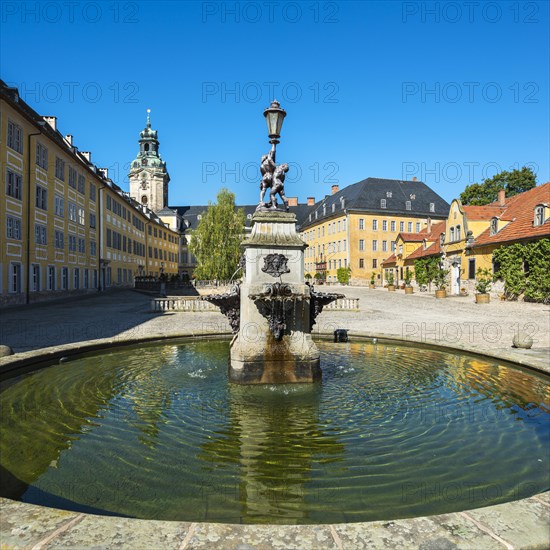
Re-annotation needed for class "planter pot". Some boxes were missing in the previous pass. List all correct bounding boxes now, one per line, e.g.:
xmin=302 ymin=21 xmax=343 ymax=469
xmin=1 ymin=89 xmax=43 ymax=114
xmin=475 ymin=293 xmax=490 ymax=304
xmin=369 ymin=283 xmax=375 ymax=289
xmin=387 ymin=285 xmax=396 ymax=292
xmin=404 ymin=286 xmax=414 ymax=294
xmin=435 ymin=289 xmax=447 ymax=299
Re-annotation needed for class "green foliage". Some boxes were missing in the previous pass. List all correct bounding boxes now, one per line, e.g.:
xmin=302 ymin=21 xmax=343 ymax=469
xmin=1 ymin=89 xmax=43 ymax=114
xmin=459 ymin=166 xmax=537 ymax=206
xmin=370 ymin=272 xmax=375 ymax=284
xmin=386 ymin=271 xmax=395 ymax=285
xmin=433 ymin=268 xmax=449 ymax=290
xmin=493 ymin=239 xmax=550 ymax=302
xmin=305 ymin=273 xmax=312 ymax=280
xmin=314 ymin=272 xmax=322 ymax=281
xmin=475 ymin=268 xmax=493 ymax=294
xmin=413 ymin=257 xmax=440 ymax=286
xmin=337 ymin=267 xmax=351 ymax=284
xmin=188 ymin=188 xmax=245 ymax=280
xmin=404 ymin=271 xmax=412 ymax=286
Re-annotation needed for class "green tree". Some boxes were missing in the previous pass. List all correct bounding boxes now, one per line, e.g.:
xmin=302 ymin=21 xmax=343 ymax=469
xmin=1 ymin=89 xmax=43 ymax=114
xmin=336 ymin=267 xmax=351 ymax=284
xmin=459 ymin=166 xmax=537 ymax=206
xmin=188 ymin=188 xmax=245 ymax=280
xmin=414 ymin=257 xmax=440 ymax=288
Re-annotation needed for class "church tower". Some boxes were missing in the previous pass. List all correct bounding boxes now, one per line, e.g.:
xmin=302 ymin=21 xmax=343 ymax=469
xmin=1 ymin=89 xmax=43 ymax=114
xmin=129 ymin=109 xmax=170 ymax=213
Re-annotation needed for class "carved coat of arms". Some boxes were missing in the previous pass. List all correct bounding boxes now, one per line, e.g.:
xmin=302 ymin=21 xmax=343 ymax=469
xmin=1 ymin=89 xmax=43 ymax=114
xmin=261 ymin=254 xmax=290 ymax=277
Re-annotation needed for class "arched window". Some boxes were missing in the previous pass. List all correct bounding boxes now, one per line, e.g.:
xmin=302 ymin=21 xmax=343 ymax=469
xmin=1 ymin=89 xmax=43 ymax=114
xmin=144 ymin=143 xmax=149 ymax=151
xmin=456 ymin=225 xmax=461 ymax=241
xmin=450 ymin=227 xmax=455 ymax=241
xmin=534 ymin=206 xmax=545 ymax=226
xmin=141 ymin=195 xmax=148 ymax=205
xmin=490 ymin=218 xmax=498 ymax=235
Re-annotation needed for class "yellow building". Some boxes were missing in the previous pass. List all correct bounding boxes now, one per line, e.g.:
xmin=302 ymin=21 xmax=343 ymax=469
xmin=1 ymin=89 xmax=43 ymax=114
xmin=1 ymin=80 xmax=178 ymax=307
xmin=382 ymin=221 xmax=446 ymax=284
xmin=300 ymin=179 xmax=449 ymax=285
xmin=382 ymin=185 xmax=550 ymax=295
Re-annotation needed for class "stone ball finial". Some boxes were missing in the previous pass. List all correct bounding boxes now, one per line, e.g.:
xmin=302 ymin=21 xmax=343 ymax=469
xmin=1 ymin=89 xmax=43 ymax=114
xmin=512 ymin=332 xmax=534 ymax=349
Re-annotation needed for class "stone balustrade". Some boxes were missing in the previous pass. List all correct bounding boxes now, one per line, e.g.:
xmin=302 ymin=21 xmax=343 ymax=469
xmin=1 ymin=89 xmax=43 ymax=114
xmin=151 ymin=297 xmax=359 ymax=312
xmin=324 ymin=298 xmax=360 ymax=310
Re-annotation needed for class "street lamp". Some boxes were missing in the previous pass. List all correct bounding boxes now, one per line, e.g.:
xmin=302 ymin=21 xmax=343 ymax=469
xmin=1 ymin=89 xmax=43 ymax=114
xmin=263 ymin=100 xmax=286 ymax=145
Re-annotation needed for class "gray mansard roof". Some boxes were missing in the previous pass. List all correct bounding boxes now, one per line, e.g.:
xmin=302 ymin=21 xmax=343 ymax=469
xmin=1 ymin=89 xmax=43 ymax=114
xmin=301 ymin=178 xmax=449 ymax=229
xmin=172 ymin=204 xmax=311 ymax=233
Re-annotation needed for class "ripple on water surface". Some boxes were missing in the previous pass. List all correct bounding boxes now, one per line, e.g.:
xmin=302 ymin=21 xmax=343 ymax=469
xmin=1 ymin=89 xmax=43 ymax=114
xmin=0 ymin=339 xmax=548 ymax=524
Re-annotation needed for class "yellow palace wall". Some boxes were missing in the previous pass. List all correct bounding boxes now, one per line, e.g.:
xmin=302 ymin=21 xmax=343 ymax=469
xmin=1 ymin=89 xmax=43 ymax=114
xmin=1 ymin=97 xmax=178 ymax=307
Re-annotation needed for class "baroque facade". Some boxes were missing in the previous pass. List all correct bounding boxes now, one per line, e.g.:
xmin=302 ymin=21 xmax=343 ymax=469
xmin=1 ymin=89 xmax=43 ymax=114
xmin=1 ymin=80 xmax=179 ymax=307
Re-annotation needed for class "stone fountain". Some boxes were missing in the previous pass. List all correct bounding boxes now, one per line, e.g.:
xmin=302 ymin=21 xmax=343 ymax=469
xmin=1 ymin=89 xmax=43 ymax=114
xmin=204 ymin=102 xmax=343 ymax=384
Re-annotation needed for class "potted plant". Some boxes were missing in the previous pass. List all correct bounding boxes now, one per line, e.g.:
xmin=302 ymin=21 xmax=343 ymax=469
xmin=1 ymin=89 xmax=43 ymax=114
xmin=404 ymin=272 xmax=414 ymax=294
xmin=433 ymin=267 xmax=449 ymax=299
xmin=386 ymin=271 xmax=396 ymax=291
xmin=475 ymin=268 xmax=492 ymax=304
xmin=369 ymin=272 xmax=376 ymax=289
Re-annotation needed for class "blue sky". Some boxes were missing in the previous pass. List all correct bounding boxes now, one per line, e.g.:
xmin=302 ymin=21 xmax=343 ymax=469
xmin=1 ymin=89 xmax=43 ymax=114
xmin=2 ymin=0 xmax=548 ymax=206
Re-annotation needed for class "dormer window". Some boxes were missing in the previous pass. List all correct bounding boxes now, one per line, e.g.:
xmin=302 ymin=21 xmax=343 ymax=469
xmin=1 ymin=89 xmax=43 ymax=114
xmin=405 ymin=201 xmax=411 ymax=211
xmin=534 ymin=205 xmax=545 ymax=226
xmin=429 ymin=203 xmax=435 ymax=212
xmin=332 ymin=203 xmax=335 ymax=213
xmin=490 ymin=218 xmax=498 ymax=235
xmin=380 ymin=199 xmax=387 ymax=209
xmin=386 ymin=191 xmax=392 ymax=198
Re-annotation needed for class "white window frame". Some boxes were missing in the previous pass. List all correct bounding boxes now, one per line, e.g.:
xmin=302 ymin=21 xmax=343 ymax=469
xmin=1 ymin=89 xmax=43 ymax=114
xmin=9 ymin=262 xmax=22 ymax=293
xmin=7 ymin=120 xmax=23 ymax=153
xmin=6 ymin=169 xmax=22 ymax=200
xmin=6 ymin=216 xmax=22 ymax=240
xmin=47 ymin=265 xmax=56 ymax=290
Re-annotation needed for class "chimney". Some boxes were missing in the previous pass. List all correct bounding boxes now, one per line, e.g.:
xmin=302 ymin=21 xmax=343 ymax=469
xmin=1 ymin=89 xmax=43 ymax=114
xmin=287 ymin=197 xmax=298 ymax=207
xmin=331 ymin=184 xmax=339 ymax=195
xmin=412 ymin=177 xmax=417 ymax=181
xmin=98 ymin=168 xmax=109 ymax=179
xmin=43 ymin=116 xmax=57 ymax=131
xmin=498 ymin=189 xmax=506 ymax=206
xmin=307 ymin=197 xmax=315 ymax=206
xmin=81 ymin=151 xmax=92 ymax=162
xmin=65 ymin=134 xmax=73 ymax=146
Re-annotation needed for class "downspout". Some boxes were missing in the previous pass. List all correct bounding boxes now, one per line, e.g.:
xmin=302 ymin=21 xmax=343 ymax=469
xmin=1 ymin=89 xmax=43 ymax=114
xmin=97 ymin=182 xmax=106 ymax=291
xmin=25 ymin=124 xmax=45 ymax=304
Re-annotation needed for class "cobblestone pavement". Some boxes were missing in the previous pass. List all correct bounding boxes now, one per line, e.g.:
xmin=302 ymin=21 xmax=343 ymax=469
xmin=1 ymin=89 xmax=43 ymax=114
xmin=1 ymin=286 xmax=549 ymax=370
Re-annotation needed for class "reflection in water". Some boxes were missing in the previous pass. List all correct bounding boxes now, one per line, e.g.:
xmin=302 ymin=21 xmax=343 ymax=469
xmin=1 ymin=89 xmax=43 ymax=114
xmin=0 ymin=339 xmax=548 ymax=523
xmin=200 ymin=384 xmax=344 ymax=523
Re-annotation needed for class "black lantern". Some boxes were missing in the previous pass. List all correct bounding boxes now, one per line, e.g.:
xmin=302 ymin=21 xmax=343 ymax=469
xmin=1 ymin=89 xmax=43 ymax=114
xmin=263 ymin=100 xmax=286 ymax=142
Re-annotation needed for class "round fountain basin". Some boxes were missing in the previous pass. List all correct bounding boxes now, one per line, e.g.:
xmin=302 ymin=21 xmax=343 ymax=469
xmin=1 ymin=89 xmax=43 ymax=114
xmin=0 ymin=338 xmax=548 ymax=524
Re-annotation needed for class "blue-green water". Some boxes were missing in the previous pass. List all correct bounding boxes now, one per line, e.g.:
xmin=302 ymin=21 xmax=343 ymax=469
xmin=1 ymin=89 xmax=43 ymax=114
xmin=0 ymin=339 xmax=548 ymax=524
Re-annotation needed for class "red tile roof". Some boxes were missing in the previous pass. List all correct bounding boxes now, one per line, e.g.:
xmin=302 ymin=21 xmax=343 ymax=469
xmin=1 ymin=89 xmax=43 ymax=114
xmin=473 ymin=183 xmax=550 ymax=246
xmin=462 ymin=205 xmax=506 ymax=220
xmin=406 ymin=240 xmax=441 ymax=260
xmin=381 ymin=254 xmax=397 ymax=266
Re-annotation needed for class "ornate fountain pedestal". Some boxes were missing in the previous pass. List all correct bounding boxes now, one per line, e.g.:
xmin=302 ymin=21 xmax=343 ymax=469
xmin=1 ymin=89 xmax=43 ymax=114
xmin=230 ymin=211 xmax=320 ymax=384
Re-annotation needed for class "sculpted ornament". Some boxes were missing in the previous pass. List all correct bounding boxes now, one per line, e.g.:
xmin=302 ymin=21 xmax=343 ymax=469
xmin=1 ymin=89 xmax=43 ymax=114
xmin=261 ymin=254 xmax=290 ymax=277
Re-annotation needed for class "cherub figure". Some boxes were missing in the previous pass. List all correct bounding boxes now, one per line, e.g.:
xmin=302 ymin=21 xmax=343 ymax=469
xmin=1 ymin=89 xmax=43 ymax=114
xmin=270 ymin=163 xmax=290 ymax=211
xmin=259 ymin=144 xmax=276 ymax=207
